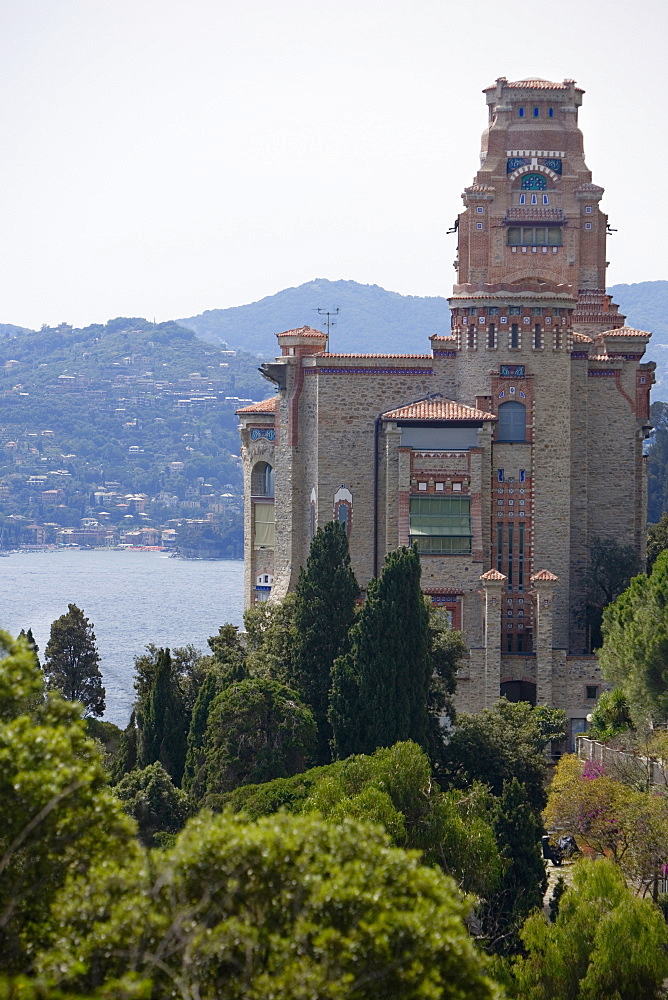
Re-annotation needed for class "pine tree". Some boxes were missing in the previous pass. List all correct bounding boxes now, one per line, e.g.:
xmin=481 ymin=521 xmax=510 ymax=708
xmin=138 ymin=648 xmax=188 ymax=786
xmin=43 ymin=603 xmax=105 ymax=717
xmin=290 ymin=521 xmax=358 ymax=763
xmin=18 ymin=628 xmax=39 ymax=664
xmin=330 ymin=545 xmax=431 ymax=758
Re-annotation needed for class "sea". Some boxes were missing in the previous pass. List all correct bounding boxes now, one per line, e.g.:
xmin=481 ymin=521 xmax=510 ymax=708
xmin=0 ymin=549 xmax=244 ymax=727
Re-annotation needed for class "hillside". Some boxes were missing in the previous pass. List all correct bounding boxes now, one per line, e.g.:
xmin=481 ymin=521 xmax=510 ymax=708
xmin=0 ymin=318 xmax=269 ymax=555
xmin=180 ymin=279 xmax=668 ymax=397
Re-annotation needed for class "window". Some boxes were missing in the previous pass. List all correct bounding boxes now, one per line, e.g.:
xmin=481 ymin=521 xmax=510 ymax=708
xmin=507 ymin=522 xmax=514 ymax=589
xmin=586 ymin=685 xmax=598 ymax=700
xmin=518 ymin=523 xmax=525 ymax=591
xmin=507 ymin=226 xmax=563 ymax=247
xmin=487 ymin=323 xmax=496 ymax=349
xmin=477 ymin=206 xmax=484 ymax=213
xmin=509 ymin=306 xmax=521 ymax=316
xmin=476 ymin=222 xmax=483 ymax=230
xmin=533 ymin=107 xmax=539 ymax=117
xmin=498 ymin=469 xmax=504 ymax=483
xmin=531 ymin=194 xmax=538 ymax=205
xmin=548 ymin=107 xmax=554 ymax=117
xmin=534 ymin=324 xmax=541 ymax=349
xmin=498 ymin=401 xmax=526 ymax=442
xmin=518 ymin=107 xmax=524 ymax=117
xmin=517 ymin=634 xmax=524 ymax=652
xmin=253 ymin=502 xmax=275 ymax=549
xmin=488 ymin=306 xmax=499 ymax=315
xmin=410 ymin=496 xmax=471 ymax=554
xmin=510 ymin=323 xmax=519 ymax=349
xmin=543 ymin=194 xmax=549 ymax=205
xmin=531 ymin=307 xmax=542 ymax=316
xmin=251 ymin=461 xmax=275 ymax=497
xmin=521 ymin=173 xmax=547 ymax=190
xmin=585 ymin=222 xmax=592 ymax=230
xmin=585 ymin=206 xmax=592 ymax=214
xmin=497 ymin=522 xmax=503 ymax=572
xmin=519 ymin=193 xmax=526 ymax=205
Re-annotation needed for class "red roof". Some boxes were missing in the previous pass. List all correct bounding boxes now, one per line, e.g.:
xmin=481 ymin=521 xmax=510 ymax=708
xmin=598 ymin=326 xmax=651 ymax=338
xmin=320 ymin=353 xmax=432 ymax=359
xmin=430 ymin=335 xmax=458 ymax=343
xmin=382 ymin=399 xmax=497 ymax=422
xmin=276 ymin=326 xmax=326 ymax=339
xmin=531 ymin=569 xmax=559 ymax=582
xmin=572 ymin=332 xmax=592 ymax=343
xmin=480 ymin=569 xmax=506 ymax=582
xmin=236 ymin=397 xmax=278 ymax=415
xmin=485 ymin=78 xmax=583 ymax=92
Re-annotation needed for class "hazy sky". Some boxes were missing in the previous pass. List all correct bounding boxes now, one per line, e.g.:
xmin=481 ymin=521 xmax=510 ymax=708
xmin=0 ymin=0 xmax=665 ymax=330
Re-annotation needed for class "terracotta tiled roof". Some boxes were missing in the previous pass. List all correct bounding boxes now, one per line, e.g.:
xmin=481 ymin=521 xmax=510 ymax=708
xmin=235 ymin=397 xmax=278 ymax=415
xmin=276 ymin=326 xmax=326 ymax=339
xmin=465 ymin=183 xmax=496 ymax=193
xmin=382 ymin=399 xmax=497 ymax=422
xmin=598 ymin=326 xmax=651 ymax=338
xmin=320 ymin=353 xmax=432 ymax=359
xmin=588 ymin=354 xmax=611 ymax=362
xmin=430 ymin=335 xmax=458 ymax=343
xmin=531 ymin=569 xmax=559 ymax=582
xmin=572 ymin=332 xmax=593 ymax=343
xmin=575 ymin=183 xmax=604 ymax=194
xmin=480 ymin=568 xmax=506 ymax=582
xmin=485 ymin=78 xmax=583 ymax=92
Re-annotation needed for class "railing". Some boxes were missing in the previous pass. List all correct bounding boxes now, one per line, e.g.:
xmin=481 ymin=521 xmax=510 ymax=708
xmin=576 ymin=736 xmax=668 ymax=789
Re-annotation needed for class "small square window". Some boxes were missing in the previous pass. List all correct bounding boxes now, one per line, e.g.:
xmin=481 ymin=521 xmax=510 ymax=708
xmin=452 ymin=482 xmax=462 ymax=492
xmin=585 ymin=222 xmax=592 ymax=230
xmin=586 ymin=685 xmax=598 ymax=700
xmin=585 ymin=206 xmax=592 ymax=214
xmin=477 ymin=206 xmax=484 ymax=213
xmin=509 ymin=307 xmax=521 ymax=316
xmin=418 ymin=482 xmax=427 ymax=491
xmin=476 ymin=222 xmax=483 ymax=229
xmin=435 ymin=481 xmax=444 ymax=491
xmin=489 ymin=307 xmax=499 ymax=316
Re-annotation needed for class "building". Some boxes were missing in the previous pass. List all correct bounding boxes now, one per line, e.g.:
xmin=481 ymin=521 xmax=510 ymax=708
xmin=237 ymin=78 xmax=654 ymax=743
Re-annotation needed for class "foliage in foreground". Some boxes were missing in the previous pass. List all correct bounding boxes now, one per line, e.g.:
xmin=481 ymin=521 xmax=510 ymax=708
xmin=0 ymin=630 xmax=135 ymax=973
xmin=37 ymin=811 xmax=502 ymax=1000
xmin=508 ymin=859 xmax=668 ymax=1000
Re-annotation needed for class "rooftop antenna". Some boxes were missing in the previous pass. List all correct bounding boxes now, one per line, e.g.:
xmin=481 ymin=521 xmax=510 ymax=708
xmin=316 ymin=307 xmax=339 ymax=352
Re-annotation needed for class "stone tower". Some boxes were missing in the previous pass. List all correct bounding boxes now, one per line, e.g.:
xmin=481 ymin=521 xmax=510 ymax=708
xmin=237 ymin=78 xmax=654 ymax=745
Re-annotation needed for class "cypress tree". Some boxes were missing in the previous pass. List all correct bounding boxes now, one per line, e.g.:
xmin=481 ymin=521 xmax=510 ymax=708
xmin=330 ymin=545 xmax=431 ymax=759
xmin=138 ymin=648 xmax=188 ymax=786
xmin=290 ymin=521 xmax=358 ymax=763
xmin=182 ymin=671 xmax=220 ymax=799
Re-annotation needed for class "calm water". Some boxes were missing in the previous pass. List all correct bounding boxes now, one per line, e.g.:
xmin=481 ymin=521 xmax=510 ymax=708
xmin=1 ymin=550 xmax=244 ymax=727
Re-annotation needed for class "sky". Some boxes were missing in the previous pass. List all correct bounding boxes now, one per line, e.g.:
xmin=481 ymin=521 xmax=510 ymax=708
xmin=0 ymin=0 xmax=666 ymax=330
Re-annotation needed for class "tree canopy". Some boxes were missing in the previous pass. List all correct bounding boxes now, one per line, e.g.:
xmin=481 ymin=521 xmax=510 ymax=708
xmin=290 ymin=521 xmax=359 ymax=764
xmin=37 ymin=810 xmax=502 ymax=1000
xmin=329 ymin=545 xmax=431 ymax=759
xmin=43 ymin=604 xmax=105 ymax=717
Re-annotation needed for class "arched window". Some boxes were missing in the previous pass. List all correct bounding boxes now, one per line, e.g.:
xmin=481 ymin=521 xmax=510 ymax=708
xmin=520 ymin=173 xmax=547 ymax=190
xmin=251 ymin=461 xmax=274 ymax=497
xmin=497 ymin=401 xmax=526 ymax=442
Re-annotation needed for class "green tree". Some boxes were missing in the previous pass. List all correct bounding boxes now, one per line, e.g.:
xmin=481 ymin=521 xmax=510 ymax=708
xmin=37 ymin=811 xmax=502 ymax=1000
xmin=426 ymin=611 xmax=466 ymax=777
xmin=17 ymin=628 xmax=39 ymax=664
xmin=510 ymin=859 xmax=668 ymax=1000
xmin=243 ymin=592 xmax=298 ymax=682
xmin=582 ymin=537 xmax=642 ymax=652
xmin=202 ymin=678 xmax=317 ymax=801
xmin=439 ymin=699 xmax=565 ymax=812
xmin=647 ymin=511 xmax=668 ymax=572
xmin=599 ymin=549 xmax=668 ymax=725
xmin=482 ymin=778 xmax=547 ymax=954
xmin=114 ymin=762 xmax=190 ymax=846
xmin=290 ymin=521 xmax=359 ymax=764
xmin=330 ymin=545 xmax=431 ymax=759
xmin=182 ymin=671 xmax=219 ymax=798
xmin=0 ymin=629 xmax=135 ymax=974
xmin=137 ymin=648 xmax=188 ymax=786
xmin=587 ymin=687 xmax=633 ymax=741
xmin=43 ymin=604 xmax=105 ymax=717
xmin=112 ymin=710 xmax=138 ymax=782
